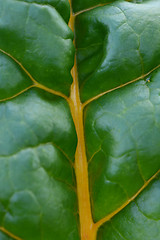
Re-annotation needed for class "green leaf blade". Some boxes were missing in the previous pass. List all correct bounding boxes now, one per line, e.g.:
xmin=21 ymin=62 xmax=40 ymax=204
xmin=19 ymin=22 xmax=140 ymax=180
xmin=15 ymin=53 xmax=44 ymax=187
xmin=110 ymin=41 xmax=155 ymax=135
xmin=84 ymin=68 xmax=160 ymax=221
xmin=0 ymin=89 xmax=79 ymax=240
xmin=0 ymin=53 xmax=33 ymax=100
xmin=1 ymin=0 xmax=160 ymax=239
xmin=98 ymin=176 xmax=160 ymax=240
xmin=15 ymin=0 xmax=71 ymax=22
xmin=75 ymin=0 xmax=160 ymax=102
xmin=0 ymin=0 xmax=74 ymax=96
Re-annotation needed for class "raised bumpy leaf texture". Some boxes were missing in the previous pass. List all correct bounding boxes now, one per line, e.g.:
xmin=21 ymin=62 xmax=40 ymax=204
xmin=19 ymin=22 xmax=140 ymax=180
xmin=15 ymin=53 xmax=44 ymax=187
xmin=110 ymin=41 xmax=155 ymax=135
xmin=0 ymin=0 xmax=160 ymax=240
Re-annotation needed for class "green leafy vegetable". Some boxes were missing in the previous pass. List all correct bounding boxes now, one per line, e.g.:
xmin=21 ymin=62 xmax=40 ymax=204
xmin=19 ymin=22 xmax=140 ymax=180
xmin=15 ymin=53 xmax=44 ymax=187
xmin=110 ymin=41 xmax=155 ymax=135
xmin=0 ymin=0 xmax=160 ymax=239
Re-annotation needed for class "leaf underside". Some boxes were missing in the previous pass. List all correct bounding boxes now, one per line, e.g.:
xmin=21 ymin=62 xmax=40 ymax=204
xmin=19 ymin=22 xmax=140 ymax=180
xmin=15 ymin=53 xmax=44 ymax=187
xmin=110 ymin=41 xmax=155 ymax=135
xmin=0 ymin=0 xmax=160 ymax=240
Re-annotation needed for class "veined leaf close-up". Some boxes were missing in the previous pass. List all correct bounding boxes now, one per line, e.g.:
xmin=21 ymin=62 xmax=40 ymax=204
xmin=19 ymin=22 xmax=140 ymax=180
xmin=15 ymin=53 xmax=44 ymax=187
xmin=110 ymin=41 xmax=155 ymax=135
xmin=0 ymin=0 xmax=160 ymax=239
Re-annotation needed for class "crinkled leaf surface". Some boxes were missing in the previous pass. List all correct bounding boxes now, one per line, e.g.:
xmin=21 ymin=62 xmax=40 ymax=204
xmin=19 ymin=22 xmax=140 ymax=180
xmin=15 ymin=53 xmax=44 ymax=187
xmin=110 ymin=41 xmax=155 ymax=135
xmin=0 ymin=0 xmax=74 ymax=97
xmin=0 ymin=0 xmax=160 ymax=240
xmin=75 ymin=0 xmax=160 ymax=101
xmin=98 ymin=178 xmax=160 ymax=240
xmin=86 ymin=70 xmax=160 ymax=220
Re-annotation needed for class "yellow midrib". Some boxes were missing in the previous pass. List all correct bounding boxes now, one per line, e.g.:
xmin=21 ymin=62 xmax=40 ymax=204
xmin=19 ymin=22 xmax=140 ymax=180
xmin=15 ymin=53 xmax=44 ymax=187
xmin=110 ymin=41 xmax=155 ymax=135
xmin=68 ymin=10 xmax=96 ymax=238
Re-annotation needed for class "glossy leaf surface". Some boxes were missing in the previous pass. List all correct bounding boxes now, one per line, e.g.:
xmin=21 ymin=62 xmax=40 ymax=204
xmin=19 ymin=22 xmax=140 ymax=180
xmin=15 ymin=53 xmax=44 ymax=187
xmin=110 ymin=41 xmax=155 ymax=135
xmin=0 ymin=0 xmax=74 ymax=96
xmin=0 ymin=89 xmax=79 ymax=240
xmin=16 ymin=0 xmax=71 ymax=22
xmin=0 ymin=0 xmax=160 ymax=240
xmin=75 ymin=0 xmax=160 ymax=102
xmin=98 ymin=177 xmax=160 ymax=240
xmin=85 ymin=70 xmax=160 ymax=221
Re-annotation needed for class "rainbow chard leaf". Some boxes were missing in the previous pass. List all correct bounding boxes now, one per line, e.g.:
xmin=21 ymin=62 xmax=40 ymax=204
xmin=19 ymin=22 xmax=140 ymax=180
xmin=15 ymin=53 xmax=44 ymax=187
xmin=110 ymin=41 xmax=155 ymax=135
xmin=0 ymin=0 xmax=160 ymax=240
